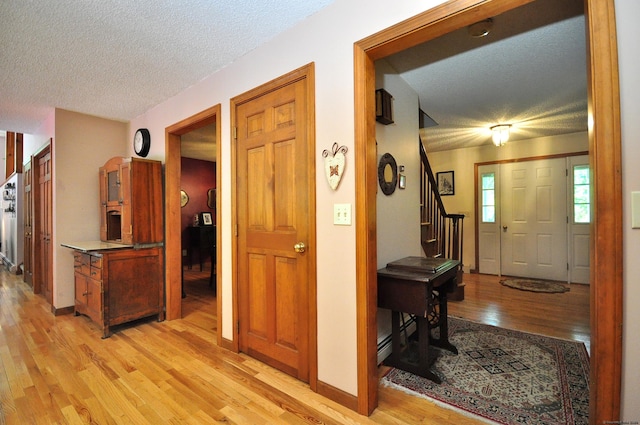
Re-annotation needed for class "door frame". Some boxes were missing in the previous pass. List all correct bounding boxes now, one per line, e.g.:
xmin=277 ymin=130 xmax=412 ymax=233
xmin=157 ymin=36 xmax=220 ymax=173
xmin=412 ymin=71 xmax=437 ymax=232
xmin=231 ymin=63 xmax=318 ymax=390
xmin=354 ymin=0 xmax=622 ymax=421
xmin=165 ymin=105 xmax=222 ymax=344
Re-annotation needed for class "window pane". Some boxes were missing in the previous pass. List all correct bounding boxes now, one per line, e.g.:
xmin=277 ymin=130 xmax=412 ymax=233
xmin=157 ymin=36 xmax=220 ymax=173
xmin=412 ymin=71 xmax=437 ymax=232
xmin=575 ymin=204 xmax=590 ymax=223
xmin=482 ymin=190 xmax=494 ymax=205
xmin=482 ymin=174 xmax=494 ymax=190
xmin=574 ymin=166 xmax=589 ymax=184
xmin=483 ymin=206 xmax=495 ymax=223
xmin=574 ymin=185 xmax=589 ymax=203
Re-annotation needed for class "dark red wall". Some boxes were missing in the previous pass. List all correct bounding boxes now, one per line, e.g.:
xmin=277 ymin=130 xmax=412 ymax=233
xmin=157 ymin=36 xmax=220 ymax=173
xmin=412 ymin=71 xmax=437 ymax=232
xmin=181 ymin=157 xmax=216 ymax=255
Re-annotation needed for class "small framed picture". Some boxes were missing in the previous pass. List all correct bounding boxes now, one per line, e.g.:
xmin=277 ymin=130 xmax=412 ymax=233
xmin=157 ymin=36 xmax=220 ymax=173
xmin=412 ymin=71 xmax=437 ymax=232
xmin=200 ymin=212 xmax=213 ymax=226
xmin=398 ymin=174 xmax=406 ymax=189
xmin=436 ymin=171 xmax=455 ymax=196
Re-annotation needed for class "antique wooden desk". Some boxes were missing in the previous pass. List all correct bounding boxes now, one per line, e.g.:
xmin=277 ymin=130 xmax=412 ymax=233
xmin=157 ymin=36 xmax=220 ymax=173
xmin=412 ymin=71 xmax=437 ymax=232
xmin=377 ymin=256 xmax=460 ymax=383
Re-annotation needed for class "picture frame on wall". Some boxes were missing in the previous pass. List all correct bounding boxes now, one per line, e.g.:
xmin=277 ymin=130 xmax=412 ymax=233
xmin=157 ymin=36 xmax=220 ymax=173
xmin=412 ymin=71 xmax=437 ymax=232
xmin=200 ymin=212 xmax=213 ymax=225
xmin=436 ymin=171 xmax=455 ymax=196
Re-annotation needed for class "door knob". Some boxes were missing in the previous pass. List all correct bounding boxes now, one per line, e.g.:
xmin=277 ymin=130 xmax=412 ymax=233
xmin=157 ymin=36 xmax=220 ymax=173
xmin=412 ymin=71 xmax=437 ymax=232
xmin=294 ymin=242 xmax=306 ymax=253
xmin=503 ymin=226 xmax=508 ymax=231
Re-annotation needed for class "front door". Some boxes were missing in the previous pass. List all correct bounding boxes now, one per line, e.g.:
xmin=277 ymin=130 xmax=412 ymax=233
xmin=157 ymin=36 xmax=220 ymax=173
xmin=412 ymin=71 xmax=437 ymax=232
xmin=235 ymin=65 xmax=314 ymax=381
xmin=500 ymin=158 xmax=567 ymax=281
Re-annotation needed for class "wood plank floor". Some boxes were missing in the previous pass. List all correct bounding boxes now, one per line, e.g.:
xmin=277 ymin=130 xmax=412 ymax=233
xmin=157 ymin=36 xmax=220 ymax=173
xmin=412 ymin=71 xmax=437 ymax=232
xmin=0 ymin=267 xmax=589 ymax=424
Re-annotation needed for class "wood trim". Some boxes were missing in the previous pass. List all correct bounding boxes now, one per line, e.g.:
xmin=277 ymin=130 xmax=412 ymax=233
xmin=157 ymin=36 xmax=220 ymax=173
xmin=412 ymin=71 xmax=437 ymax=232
xmin=316 ymin=380 xmax=358 ymax=413
xmin=354 ymin=0 xmax=622 ymax=421
xmin=472 ymin=151 xmax=590 ymax=275
xmin=230 ymin=63 xmax=318 ymax=387
xmin=353 ymin=43 xmax=378 ymax=416
xmin=585 ymin=0 xmax=623 ymax=421
xmin=165 ymin=105 xmax=221 ymax=342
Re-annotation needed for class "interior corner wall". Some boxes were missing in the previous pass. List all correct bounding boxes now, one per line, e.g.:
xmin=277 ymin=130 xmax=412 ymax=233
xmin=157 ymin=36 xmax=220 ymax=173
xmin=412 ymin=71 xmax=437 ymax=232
xmin=375 ymin=60 xmax=423 ymax=352
xmin=426 ymin=131 xmax=588 ymax=273
xmin=53 ymin=109 xmax=126 ymax=309
xmin=615 ymin=0 xmax=640 ymax=420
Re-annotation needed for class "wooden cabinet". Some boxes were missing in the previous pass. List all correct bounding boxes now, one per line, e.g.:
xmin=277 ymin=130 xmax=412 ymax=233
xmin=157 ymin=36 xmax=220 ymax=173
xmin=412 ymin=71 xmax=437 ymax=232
xmin=66 ymin=156 xmax=164 ymax=337
xmin=99 ymin=157 xmax=163 ymax=245
xmin=72 ymin=246 xmax=164 ymax=338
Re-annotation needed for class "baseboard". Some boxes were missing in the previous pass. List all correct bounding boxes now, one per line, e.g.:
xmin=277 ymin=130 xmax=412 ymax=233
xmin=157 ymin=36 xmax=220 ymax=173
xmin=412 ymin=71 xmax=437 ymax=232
xmin=52 ymin=305 xmax=74 ymax=316
xmin=316 ymin=380 xmax=358 ymax=412
xmin=377 ymin=315 xmax=416 ymax=364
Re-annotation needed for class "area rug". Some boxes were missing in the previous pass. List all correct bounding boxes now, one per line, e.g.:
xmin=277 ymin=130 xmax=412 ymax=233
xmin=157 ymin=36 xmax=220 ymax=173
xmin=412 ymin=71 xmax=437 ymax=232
xmin=500 ymin=278 xmax=570 ymax=293
xmin=381 ymin=317 xmax=589 ymax=425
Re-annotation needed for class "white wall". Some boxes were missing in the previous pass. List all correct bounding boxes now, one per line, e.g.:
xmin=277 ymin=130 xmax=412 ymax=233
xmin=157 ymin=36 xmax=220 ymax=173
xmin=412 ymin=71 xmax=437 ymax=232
xmin=428 ymin=131 xmax=588 ymax=272
xmin=615 ymin=0 xmax=640 ymax=420
xmin=128 ymin=0 xmax=451 ymax=397
xmin=53 ymin=109 xmax=126 ymax=308
xmin=375 ymin=60 xmax=424 ymax=355
xmin=123 ymin=0 xmax=639 ymax=408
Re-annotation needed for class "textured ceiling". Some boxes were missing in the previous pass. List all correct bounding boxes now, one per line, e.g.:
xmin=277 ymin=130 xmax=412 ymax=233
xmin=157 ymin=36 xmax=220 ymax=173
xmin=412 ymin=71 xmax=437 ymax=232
xmin=0 ymin=0 xmax=335 ymax=134
xmin=385 ymin=0 xmax=587 ymax=152
xmin=1 ymin=0 xmax=587 ymax=155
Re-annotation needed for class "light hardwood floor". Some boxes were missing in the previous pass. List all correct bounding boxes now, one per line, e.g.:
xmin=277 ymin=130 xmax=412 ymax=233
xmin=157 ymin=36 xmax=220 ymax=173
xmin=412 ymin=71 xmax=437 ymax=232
xmin=0 ymin=267 xmax=589 ymax=424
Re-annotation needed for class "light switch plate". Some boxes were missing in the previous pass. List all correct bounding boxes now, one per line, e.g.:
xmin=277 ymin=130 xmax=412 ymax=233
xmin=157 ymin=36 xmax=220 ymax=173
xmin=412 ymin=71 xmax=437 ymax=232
xmin=334 ymin=203 xmax=352 ymax=225
xmin=632 ymin=192 xmax=640 ymax=229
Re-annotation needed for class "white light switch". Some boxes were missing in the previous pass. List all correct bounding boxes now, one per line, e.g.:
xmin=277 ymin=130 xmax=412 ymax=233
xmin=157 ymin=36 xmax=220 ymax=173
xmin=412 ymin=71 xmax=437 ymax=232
xmin=334 ymin=203 xmax=352 ymax=225
xmin=633 ymin=192 xmax=640 ymax=229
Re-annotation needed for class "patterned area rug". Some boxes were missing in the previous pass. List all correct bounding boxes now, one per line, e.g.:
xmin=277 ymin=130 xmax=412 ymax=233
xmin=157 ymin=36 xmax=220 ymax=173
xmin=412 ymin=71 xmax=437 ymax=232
xmin=500 ymin=278 xmax=570 ymax=293
xmin=381 ymin=317 xmax=589 ymax=424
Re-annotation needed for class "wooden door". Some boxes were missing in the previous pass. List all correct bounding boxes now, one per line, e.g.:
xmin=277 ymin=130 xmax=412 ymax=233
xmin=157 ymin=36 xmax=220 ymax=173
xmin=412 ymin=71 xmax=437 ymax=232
xmin=38 ymin=149 xmax=53 ymax=303
xmin=23 ymin=159 xmax=33 ymax=286
xmin=236 ymin=71 xmax=313 ymax=381
xmin=500 ymin=158 xmax=567 ymax=281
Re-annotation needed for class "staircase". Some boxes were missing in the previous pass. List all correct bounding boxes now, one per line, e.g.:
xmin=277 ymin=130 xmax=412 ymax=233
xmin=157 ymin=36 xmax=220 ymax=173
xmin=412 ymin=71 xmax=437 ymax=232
xmin=419 ymin=138 xmax=465 ymax=300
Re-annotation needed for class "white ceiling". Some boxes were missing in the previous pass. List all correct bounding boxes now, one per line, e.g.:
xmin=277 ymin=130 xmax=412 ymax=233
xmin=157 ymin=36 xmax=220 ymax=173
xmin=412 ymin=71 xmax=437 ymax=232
xmin=1 ymin=0 xmax=587 ymax=156
xmin=385 ymin=0 xmax=587 ymax=151
xmin=0 ymin=0 xmax=335 ymax=134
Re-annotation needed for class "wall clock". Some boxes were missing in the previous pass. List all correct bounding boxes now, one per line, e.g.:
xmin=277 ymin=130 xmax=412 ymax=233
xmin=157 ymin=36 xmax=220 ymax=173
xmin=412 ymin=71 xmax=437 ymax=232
xmin=133 ymin=128 xmax=151 ymax=157
xmin=180 ymin=190 xmax=189 ymax=207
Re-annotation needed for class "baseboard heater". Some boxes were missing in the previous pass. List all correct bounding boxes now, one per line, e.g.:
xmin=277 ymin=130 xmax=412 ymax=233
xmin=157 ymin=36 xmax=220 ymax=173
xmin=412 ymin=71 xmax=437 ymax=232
xmin=377 ymin=313 xmax=417 ymax=365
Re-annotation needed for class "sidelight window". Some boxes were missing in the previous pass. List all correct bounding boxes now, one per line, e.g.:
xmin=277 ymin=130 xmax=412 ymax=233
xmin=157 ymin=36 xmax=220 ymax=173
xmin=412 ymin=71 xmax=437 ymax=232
xmin=481 ymin=172 xmax=495 ymax=223
xmin=573 ymin=165 xmax=590 ymax=223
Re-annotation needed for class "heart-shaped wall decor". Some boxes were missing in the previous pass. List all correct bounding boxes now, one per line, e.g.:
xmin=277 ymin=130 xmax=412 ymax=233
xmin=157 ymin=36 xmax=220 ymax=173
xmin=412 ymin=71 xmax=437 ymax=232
xmin=322 ymin=143 xmax=348 ymax=190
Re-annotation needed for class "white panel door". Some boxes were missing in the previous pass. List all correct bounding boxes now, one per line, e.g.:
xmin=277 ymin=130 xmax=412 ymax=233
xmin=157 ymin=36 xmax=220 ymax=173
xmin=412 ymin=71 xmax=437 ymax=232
xmin=500 ymin=158 xmax=567 ymax=281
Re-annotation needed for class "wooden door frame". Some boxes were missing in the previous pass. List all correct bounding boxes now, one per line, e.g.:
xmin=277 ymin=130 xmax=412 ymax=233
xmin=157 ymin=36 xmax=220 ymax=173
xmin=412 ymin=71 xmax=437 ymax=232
xmin=165 ymin=105 xmax=222 ymax=344
xmin=354 ymin=0 xmax=622 ymax=421
xmin=230 ymin=63 xmax=318 ymax=390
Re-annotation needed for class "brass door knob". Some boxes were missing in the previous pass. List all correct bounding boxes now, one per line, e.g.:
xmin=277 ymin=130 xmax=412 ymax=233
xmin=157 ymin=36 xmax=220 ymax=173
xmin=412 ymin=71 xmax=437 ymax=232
xmin=294 ymin=242 xmax=306 ymax=253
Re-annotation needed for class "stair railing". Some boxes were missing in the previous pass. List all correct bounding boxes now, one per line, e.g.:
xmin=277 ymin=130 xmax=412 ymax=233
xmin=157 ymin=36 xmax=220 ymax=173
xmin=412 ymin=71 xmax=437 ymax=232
xmin=419 ymin=138 xmax=465 ymax=265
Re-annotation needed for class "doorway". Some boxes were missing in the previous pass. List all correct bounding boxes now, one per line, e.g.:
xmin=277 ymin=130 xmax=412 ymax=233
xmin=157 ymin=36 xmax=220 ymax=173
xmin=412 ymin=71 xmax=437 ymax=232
xmin=477 ymin=155 xmax=590 ymax=283
xmin=354 ymin=0 xmax=622 ymax=421
xmin=180 ymin=123 xmax=217 ymax=322
xmin=165 ymin=105 xmax=222 ymax=344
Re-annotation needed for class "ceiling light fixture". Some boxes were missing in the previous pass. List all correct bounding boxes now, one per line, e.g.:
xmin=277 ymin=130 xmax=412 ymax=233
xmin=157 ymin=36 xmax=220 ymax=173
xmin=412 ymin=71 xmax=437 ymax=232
xmin=491 ymin=124 xmax=511 ymax=146
xmin=468 ymin=18 xmax=493 ymax=38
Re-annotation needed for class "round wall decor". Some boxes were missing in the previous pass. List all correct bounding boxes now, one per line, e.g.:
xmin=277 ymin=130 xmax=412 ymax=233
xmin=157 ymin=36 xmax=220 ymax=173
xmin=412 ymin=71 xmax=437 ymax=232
xmin=378 ymin=153 xmax=398 ymax=195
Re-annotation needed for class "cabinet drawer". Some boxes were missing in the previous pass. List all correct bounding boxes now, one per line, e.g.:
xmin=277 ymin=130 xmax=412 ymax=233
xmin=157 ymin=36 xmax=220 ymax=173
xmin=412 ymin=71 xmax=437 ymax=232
xmin=90 ymin=255 xmax=103 ymax=269
xmin=89 ymin=266 xmax=102 ymax=281
xmin=74 ymin=253 xmax=92 ymax=276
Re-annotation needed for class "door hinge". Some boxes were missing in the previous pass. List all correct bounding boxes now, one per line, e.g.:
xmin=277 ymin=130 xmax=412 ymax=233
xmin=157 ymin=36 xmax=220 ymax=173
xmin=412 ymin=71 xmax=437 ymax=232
xmin=233 ymin=126 xmax=237 ymax=140
xmin=237 ymin=320 xmax=240 ymax=334
xmin=234 ymin=224 xmax=238 ymax=237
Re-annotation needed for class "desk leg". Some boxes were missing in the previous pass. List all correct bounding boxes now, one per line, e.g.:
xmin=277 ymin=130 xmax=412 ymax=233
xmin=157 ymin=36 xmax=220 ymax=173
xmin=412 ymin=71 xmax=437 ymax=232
xmin=430 ymin=288 xmax=458 ymax=355
xmin=391 ymin=310 xmax=402 ymax=366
